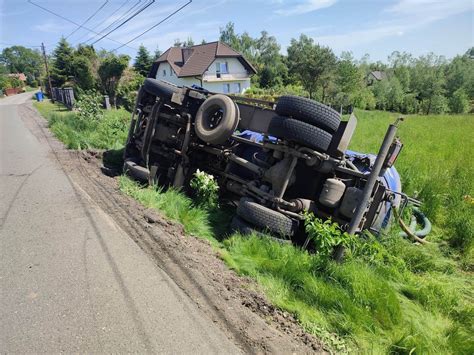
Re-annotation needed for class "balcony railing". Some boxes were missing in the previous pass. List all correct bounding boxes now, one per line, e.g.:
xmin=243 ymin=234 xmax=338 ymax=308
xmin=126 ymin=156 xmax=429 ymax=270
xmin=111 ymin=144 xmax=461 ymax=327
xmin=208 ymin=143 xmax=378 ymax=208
xmin=203 ymin=72 xmax=249 ymax=81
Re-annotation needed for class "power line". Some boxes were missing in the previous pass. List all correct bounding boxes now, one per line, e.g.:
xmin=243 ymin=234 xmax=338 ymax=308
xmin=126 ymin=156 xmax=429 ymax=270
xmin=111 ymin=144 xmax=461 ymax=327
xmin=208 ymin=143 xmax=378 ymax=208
xmin=112 ymin=0 xmax=192 ymax=52
xmin=82 ymin=0 xmax=141 ymax=45
xmin=65 ymin=0 xmax=109 ymax=40
xmin=76 ymin=0 xmax=135 ymax=45
xmin=26 ymin=0 xmax=137 ymax=50
xmin=90 ymin=0 xmax=154 ymax=46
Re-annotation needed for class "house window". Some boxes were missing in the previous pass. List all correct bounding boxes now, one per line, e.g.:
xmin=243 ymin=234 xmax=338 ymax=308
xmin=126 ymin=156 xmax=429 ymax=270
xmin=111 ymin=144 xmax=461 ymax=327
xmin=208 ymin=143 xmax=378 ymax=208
xmin=220 ymin=62 xmax=228 ymax=74
xmin=223 ymin=83 xmax=230 ymax=94
xmin=216 ymin=61 xmax=228 ymax=78
xmin=162 ymin=69 xmax=166 ymax=77
xmin=233 ymin=82 xmax=241 ymax=93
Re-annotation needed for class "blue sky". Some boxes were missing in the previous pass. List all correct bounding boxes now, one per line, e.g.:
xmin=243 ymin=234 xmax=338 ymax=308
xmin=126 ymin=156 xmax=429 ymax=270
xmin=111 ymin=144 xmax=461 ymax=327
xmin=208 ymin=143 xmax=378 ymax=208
xmin=1 ymin=0 xmax=473 ymax=62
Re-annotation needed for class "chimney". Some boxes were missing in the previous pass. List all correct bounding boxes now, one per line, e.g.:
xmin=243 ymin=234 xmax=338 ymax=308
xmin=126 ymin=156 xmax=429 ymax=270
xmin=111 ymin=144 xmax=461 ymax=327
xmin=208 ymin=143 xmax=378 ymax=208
xmin=182 ymin=47 xmax=194 ymax=63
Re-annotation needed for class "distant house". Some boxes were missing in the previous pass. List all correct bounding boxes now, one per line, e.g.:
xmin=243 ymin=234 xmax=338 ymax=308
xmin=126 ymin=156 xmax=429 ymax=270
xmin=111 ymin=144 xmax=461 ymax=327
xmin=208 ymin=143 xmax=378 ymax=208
xmin=8 ymin=73 xmax=27 ymax=82
xmin=152 ymin=41 xmax=257 ymax=94
xmin=367 ymin=71 xmax=386 ymax=85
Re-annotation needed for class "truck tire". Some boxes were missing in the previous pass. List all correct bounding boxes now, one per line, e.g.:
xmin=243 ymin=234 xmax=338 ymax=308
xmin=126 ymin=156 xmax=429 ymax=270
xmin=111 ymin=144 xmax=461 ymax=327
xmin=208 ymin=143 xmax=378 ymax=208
xmin=268 ymin=116 xmax=332 ymax=152
xmin=237 ymin=197 xmax=297 ymax=237
xmin=230 ymin=216 xmax=255 ymax=235
xmin=143 ymin=78 xmax=179 ymax=100
xmin=275 ymin=95 xmax=340 ymax=133
xmin=195 ymin=94 xmax=239 ymax=145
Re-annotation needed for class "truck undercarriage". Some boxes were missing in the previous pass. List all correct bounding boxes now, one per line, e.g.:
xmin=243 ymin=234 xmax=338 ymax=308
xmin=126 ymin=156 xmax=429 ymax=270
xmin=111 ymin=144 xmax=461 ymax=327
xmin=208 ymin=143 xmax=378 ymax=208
xmin=124 ymin=78 xmax=412 ymax=249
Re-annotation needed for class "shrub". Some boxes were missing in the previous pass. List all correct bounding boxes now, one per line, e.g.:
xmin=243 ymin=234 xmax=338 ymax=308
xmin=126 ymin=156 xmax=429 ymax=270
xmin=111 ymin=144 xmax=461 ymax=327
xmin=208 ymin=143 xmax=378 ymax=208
xmin=189 ymin=169 xmax=219 ymax=209
xmin=116 ymin=68 xmax=144 ymax=111
xmin=429 ymin=94 xmax=450 ymax=114
xmin=304 ymin=213 xmax=356 ymax=259
xmin=75 ymin=91 xmax=103 ymax=121
xmin=449 ymin=88 xmax=469 ymax=114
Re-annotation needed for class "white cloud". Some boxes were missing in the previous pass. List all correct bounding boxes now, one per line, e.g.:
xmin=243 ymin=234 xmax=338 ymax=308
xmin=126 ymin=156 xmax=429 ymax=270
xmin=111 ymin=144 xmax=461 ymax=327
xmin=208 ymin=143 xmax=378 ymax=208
xmin=388 ymin=0 xmax=473 ymax=19
xmin=275 ymin=0 xmax=337 ymax=16
xmin=316 ymin=24 xmax=408 ymax=50
xmin=34 ymin=22 xmax=73 ymax=33
xmin=315 ymin=0 xmax=473 ymax=51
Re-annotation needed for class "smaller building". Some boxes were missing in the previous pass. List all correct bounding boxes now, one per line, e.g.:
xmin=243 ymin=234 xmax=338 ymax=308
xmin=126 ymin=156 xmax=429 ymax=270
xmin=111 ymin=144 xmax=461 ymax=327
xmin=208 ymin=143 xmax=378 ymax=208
xmin=7 ymin=73 xmax=27 ymax=82
xmin=152 ymin=41 xmax=257 ymax=94
xmin=366 ymin=71 xmax=386 ymax=85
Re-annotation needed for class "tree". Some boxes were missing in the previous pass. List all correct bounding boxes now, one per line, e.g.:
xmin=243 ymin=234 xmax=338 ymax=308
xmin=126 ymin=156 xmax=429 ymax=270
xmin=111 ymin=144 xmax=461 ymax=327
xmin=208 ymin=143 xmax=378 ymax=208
xmin=98 ymin=53 xmax=130 ymax=107
xmin=411 ymin=53 xmax=447 ymax=114
xmin=133 ymin=45 xmax=152 ymax=77
xmin=0 ymin=45 xmax=43 ymax=83
xmin=51 ymin=37 xmax=74 ymax=86
xmin=70 ymin=55 xmax=96 ymax=91
xmin=449 ymin=88 xmax=469 ymax=113
xmin=287 ymin=35 xmax=336 ymax=100
xmin=153 ymin=46 xmax=162 ymax=60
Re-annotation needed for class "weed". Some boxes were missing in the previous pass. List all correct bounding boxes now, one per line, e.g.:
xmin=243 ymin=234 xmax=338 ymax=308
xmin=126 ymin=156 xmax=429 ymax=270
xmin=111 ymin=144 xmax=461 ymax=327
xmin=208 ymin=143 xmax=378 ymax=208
xmin=189 ymin=169 xmax=219 ymax=209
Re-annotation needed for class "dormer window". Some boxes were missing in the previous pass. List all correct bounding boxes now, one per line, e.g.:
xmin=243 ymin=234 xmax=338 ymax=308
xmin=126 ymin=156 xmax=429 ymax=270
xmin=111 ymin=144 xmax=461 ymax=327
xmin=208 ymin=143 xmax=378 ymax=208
xmin=216 ymin=61 xmax=228 ymax=78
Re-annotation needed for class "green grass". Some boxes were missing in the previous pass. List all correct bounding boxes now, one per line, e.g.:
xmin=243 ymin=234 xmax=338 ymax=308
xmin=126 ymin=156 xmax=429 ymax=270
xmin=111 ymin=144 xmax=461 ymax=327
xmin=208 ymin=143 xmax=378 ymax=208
xmin=349 ymin=110 xmax=474 ymax=269
xmin=34 ymin=99 xmax=130 ymax=150
xmin=35 ymin=99 xmax=474 ymax=353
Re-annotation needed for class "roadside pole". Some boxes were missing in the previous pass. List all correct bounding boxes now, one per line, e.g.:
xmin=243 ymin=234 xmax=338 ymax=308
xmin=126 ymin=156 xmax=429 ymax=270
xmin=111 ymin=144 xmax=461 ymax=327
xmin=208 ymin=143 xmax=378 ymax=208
xmin=41 ymin=42 xmax=54 ymax=103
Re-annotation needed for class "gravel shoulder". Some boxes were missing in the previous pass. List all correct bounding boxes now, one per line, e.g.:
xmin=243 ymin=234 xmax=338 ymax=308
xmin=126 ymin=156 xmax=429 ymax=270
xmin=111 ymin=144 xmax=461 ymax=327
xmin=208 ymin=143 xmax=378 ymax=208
xmin=20 ymin=102 xmax=326 ymax=353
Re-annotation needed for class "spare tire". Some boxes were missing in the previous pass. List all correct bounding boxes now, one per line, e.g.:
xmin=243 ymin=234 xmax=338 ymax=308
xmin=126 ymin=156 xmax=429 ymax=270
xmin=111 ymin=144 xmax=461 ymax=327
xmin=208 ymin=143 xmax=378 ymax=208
xmin=275 ymin=95 xmax=340 ymax=133
xmin=237 ymin=197 xmax=297 ymax=237
xmin=268 ymin=116 xmax=332 ymax=152
xmin=195 ymin=94 xmax=239 ymax=145
xmin=143 ymin=78 xmax=179 ymax=100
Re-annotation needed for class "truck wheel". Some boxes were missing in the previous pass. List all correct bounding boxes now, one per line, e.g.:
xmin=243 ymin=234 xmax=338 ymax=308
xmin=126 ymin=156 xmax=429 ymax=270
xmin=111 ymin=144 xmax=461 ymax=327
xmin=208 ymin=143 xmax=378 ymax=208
xmin=143 ymin=78 xmax=179 ymax=100
xmin=195 ymin=94 xmax=239 ymax=145
xmin=237 ymin=197 xmax=297 ymax=237
xmin=275 ymin=95 xmax=341 ymax=133
xmin=268 ymin=116 xmax=332 ymax=152
xmin=230 ymin=216 xmax=255 ymax=235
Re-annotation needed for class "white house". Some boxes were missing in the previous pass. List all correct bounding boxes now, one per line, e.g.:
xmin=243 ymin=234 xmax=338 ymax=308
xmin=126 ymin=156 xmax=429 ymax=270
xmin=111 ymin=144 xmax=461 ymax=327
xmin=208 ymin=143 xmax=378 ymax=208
xmin=153 ymin=41 xmax=256 ymax=94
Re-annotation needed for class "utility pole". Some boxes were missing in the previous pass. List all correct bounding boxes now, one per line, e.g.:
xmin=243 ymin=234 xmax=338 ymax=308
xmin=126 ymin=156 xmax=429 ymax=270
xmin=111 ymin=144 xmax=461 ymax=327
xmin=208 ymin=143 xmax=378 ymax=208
xmin=41 ymin=42 xmax=54 ymax=103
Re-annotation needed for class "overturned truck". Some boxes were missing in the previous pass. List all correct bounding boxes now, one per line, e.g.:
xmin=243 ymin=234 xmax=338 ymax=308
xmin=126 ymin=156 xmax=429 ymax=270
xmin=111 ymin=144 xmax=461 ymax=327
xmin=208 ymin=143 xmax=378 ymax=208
xmin=124 ymin=78 xmax=419 ymax=251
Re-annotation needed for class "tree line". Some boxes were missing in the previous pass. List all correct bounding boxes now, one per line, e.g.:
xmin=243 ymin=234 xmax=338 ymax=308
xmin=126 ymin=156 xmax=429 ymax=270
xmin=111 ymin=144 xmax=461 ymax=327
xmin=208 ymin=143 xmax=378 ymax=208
xmin=1 ymin=24 xmax=473 ymax=114
xmin=218 ymin=23 xmax=474 ymax=114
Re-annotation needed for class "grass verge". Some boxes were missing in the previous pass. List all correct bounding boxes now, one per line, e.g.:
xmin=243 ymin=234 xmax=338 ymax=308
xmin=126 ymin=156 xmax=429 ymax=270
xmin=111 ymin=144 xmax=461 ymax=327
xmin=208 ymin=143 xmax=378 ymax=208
xmin=34 ymin=99 xmax=130 ymax=150
xmin=35 ymin=99 xmax=473 ymax=353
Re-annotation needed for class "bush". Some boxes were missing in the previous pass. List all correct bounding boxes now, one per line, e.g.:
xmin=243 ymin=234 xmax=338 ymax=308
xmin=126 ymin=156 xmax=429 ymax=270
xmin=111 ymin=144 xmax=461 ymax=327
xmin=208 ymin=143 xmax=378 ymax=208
xmin=116 ymin=68 xmax=144 ymax=111
xmin=429 ymin=94 xmax=450 ymax=114
xmin=75 ymin=91 xmax=103 ymax=121
xmin=449 ymin=88 xmax=469 ymax=113
xmin=304 ymin=213 xmax=355 ymax=259
xmin=189 ymin=169 xmax=219 ymax=209
xmin=401 ymin=93 xmax=419 ymax=114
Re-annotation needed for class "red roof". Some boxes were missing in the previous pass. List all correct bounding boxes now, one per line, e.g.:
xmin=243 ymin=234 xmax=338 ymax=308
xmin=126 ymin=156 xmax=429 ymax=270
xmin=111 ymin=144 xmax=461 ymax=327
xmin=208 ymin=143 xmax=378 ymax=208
xmin=8 ymin=73 xmax=27 ymax=81
xmin=155 ymin=41 xmax=256 ymax=77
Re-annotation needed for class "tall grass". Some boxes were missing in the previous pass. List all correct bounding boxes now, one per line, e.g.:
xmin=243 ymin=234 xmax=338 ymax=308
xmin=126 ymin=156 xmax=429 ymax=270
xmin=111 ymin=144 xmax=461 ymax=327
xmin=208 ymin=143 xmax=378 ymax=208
xmin=35 ymin=99 xmax=474 ymax=353
xmin=349 ymin=110 xmax=473 ymax=268
xmin=34 ymin=100 xmax=130 ymax=150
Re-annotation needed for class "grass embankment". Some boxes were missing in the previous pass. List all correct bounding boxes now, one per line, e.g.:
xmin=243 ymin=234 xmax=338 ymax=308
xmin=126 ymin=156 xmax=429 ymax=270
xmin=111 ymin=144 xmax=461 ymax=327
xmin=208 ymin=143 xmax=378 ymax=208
xmin=35 ymin=99 xmax=473 ymax=353
xmin=34 ymin=99 xmax=129 ymax=150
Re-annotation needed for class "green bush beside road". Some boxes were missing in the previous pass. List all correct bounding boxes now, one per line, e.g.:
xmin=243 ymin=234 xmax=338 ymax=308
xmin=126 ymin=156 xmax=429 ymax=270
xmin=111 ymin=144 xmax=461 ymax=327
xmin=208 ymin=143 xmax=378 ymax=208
xmin=34 ymin=100 xmax=129 ymax=150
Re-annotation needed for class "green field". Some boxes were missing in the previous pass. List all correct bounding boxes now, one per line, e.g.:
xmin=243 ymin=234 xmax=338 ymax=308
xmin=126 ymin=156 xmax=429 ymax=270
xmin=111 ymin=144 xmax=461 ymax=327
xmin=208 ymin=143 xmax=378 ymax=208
xmin=35 ymin=100 xmax=473 ymax=353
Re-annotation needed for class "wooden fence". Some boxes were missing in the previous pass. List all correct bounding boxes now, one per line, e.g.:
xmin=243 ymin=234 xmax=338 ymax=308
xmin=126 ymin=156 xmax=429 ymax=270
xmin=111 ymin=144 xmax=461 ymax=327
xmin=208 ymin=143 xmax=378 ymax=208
xmin=51 ymin=87 xmax=75 ymax=109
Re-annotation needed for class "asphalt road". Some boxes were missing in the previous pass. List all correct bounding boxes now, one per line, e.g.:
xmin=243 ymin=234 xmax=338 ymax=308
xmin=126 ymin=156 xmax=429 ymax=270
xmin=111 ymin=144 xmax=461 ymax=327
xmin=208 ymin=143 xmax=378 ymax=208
xmin=0 ymin=93 xmax=240 ymax=353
